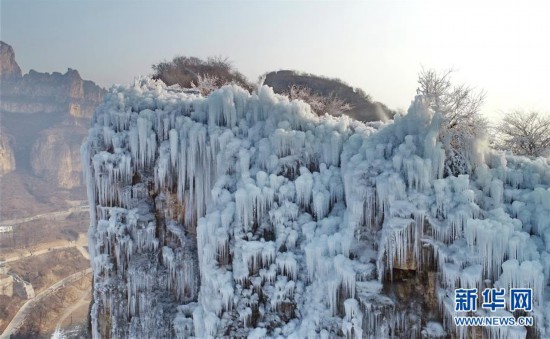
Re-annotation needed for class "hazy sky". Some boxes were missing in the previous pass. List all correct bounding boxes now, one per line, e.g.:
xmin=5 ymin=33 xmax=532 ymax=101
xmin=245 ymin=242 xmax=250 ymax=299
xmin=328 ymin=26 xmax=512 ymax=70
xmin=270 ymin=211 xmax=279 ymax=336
xmin=1 ymin=0 xmax=549 ymax=121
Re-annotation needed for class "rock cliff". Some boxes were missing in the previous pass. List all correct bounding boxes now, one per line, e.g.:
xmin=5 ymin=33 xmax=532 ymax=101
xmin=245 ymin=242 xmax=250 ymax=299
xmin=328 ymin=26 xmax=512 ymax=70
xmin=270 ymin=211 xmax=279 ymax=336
xmin=30 ymin=126 xmax=87 ymax=189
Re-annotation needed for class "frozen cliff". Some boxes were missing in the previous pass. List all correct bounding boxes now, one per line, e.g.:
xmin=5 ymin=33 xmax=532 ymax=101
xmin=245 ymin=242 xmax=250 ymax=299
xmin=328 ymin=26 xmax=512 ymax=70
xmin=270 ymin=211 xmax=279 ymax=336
xmin=82 ymin=79 xmax=550 ymax=338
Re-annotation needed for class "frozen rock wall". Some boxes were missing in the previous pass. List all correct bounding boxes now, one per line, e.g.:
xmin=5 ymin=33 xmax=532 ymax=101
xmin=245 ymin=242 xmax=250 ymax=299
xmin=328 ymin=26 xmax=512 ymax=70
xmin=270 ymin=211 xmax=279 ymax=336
xmin=83 ymin=79 xmax=550 ymax=338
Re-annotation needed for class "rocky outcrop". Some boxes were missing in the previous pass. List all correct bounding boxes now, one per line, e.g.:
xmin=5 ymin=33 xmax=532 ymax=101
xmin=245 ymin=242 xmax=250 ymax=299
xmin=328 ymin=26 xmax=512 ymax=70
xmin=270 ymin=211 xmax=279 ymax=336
xmin=0 ymin=130 xmax=16 ymax=176
xmin=0 ymin=41 xmax=22 ymax=81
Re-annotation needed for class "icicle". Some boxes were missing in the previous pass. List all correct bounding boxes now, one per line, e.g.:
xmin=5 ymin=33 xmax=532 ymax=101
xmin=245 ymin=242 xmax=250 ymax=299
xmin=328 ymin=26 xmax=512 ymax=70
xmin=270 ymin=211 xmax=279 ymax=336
xmin=276 ymin=252 xmax=298 ymax=280
xmin=334 ymin=255 xmax=356 ymax=298
xmin=295 ymin=168 xmax=313 ymax=207
xmin=327 ymin=278 xmax=340 ymax=316
xmin=312 ymin=189 xmax=330 ymax=220
xmin=137 ymin=116 xmax=151 ymax=168
xmin=169 ymin=128 xmax=179 ymax=168
xmin=240 ymin=240 xmax=276 ymax=272
xmin=497 ymin=259 xmax=544 ymax=306
xmin=342 ymin=299 xmax=363 ymax=339
xmin=490 ymin=179 xmax=504 ymax=204
xmin=465 ymin=217 xmax=514 ymax=280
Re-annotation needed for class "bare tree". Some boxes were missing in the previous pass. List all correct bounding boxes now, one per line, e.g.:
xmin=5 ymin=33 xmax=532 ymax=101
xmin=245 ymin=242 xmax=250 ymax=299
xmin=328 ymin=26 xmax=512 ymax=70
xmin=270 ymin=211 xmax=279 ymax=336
xmin=495 ymin=110 xmax=550 ymax=157
xmin=287 ymin=85 xmax=324 ymax=112
xmin=417 ymin=68 xmax=487 ymax=175
xmin=418 ymin=68 xmax=486 ymax=128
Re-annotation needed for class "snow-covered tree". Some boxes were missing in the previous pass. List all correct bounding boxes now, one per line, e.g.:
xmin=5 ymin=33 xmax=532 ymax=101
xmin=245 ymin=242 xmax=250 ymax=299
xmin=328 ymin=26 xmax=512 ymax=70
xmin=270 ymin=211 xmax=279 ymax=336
xmin=417 ymin=68 xmax=487 ymax=176
xmin=496 ymin=110 xmax=550 ymax=157
xmin=285 ymin=84 xmax=352 ymax=116
xmin=190 ymin=74 xmax=222 ymax=96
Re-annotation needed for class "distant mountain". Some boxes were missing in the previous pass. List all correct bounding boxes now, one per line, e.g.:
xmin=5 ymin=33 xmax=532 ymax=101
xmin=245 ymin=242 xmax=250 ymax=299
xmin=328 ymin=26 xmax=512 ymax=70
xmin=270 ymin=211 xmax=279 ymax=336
xmin=0 ymin=50 xmax=104 ymax=117
xmin=264 ymin=70 xmax=395 ymax=122
xmin=0 ymin=41 xmax=105 ymax=219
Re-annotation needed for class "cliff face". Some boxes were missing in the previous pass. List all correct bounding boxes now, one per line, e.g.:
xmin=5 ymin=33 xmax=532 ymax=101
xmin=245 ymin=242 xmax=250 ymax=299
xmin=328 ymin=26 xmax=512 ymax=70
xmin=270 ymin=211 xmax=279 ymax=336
xmin=30 ymin=126 xmax=87 ymax=189
xmin=84 ymin=80 xmax=549 ymax=338
xmin=0 ymin=41 xmax=104 ymax=189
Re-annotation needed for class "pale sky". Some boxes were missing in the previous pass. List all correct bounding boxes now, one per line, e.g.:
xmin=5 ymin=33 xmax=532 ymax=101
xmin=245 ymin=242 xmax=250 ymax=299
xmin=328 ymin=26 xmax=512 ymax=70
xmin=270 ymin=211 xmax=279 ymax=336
xmin=1 ymin=0 xmax=549 ymax=121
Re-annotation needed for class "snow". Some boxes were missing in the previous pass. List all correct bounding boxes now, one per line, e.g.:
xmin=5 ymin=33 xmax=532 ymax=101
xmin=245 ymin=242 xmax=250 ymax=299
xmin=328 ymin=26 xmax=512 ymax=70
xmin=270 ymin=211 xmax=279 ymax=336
xmin=83 ymin=79 xmax=550 ymax=338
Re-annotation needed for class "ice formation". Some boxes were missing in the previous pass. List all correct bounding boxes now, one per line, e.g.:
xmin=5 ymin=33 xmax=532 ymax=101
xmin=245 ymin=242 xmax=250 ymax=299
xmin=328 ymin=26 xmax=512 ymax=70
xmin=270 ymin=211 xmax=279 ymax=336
xmin=83 ymin=78 xmax=550 ymax=338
